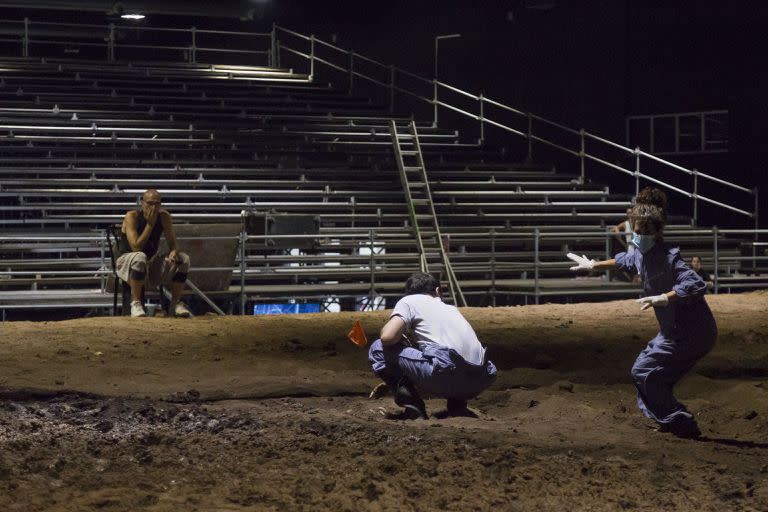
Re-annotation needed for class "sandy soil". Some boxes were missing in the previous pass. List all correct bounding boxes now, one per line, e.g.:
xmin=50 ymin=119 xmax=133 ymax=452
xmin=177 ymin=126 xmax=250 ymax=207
xmin=0 ymin=292 xmax=767 ymax=511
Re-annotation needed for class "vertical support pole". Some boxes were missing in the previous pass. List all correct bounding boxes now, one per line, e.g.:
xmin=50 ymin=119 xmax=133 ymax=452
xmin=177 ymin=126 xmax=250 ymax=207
xmin=490 ymin=228 xmax=496 ymax=307
xmin=579 ymin=128 xmax=586 ymax=184
xmin=754 ymin=187 xmax=760 ymax=270
xmin=239 ymin=228 xmax=247 ymax=315
xmin=433 ymin=79 xmax=438 ymax=127
xmin=604 ymin=227 xmax=611 ymax=282
xmin=309 ymin=34 xmax=315 ymax=80
xmin=526 ymin=113 xmax=533 ymax=162
xmin=270 ymin=23 xmax=277 ymax=67
xmin=368 ymin=229 xmax=375 ymax=307
xmin=23 ymin=17 xmax=29 ymax=57
xmin=190 ymin=26 xmax=196 ymax=64
xmin=99 ymin=238 xmax=106 ymax=293
xmin=108 ymin=23 xmax=115 ymax=62
xmin=389 ymin=65 xmax=395 ymax=114
xmin=712 ymin=226 xmax=719 ymax=295
xmin=634 ymin=147 xmax=641 ymax=196
xmin=692 ymin=168 xmax=698 ymax=226
xmin=533 ymin=228 xmax=540 ymax=305
xmin=478 ymin=93 xmax=485 ymax=145
xmin=348 ymin=51 xmax=354 ymax=94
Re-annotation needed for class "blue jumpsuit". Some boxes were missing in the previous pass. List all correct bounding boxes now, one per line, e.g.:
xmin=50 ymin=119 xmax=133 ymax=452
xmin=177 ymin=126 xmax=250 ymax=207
xmin=368 ymin=340 xmax=497 ymax=401
xmin=615 ymin=242 xmax=717 ymax=428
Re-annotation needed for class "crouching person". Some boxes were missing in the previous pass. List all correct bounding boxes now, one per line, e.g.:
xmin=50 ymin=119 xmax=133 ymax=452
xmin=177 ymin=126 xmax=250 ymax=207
xmin=368 ymin=272 xmax=497 ymax=419
xmin=116 ymin=188 xmax=192 ymax=318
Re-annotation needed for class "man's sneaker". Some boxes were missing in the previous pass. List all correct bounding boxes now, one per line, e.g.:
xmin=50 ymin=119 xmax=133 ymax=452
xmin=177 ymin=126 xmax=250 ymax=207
xmin=130 ymin=301 xmax=146 ymax=317
xmin=172 ymin=301 xmax=192 ymax=318
xmin=394 ymin=380 xmax=428 ymax=420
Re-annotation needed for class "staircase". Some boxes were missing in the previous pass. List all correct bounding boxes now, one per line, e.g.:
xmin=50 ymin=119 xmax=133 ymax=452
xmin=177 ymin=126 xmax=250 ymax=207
xmin=389 ymin=120 xmax=465 ymax=306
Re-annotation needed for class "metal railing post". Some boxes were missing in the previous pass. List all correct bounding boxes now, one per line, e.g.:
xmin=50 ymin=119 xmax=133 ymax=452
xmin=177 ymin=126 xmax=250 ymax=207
xmin=190 ymin=26 xmax=196 ymax=64
xmin=579 ymin=128 xmax=586 ymax=184
xmin=692 ymin=168 xmax=699 ymax=226
xmin=604 ymin=227 xmax=611 ymax=281
xmin=490 ymin=228 xmax=496 ymax=307
xmin=754 ymin=187 xmax=760 ymax=269
xmin=348 ymin=50 xmax=354 ymax=94
xmin=478 ymin=93 xmax=485 ymax=145
xmin=239 ymin=229 xmax=247 ymax=315
xmin=526 ymin=113 xmax=533 ymax=162
xmin=634 ymin=147 xmax=641 ymax=196
xmin=107 ymin=23 xmax=115 ymax=62
xmin=23 ymin=17 xmax=29 ymax=57
xmin=389 ymin=65 xmax=395 ymax=114
xmin=270 ymin=23 xmax=277 ymax=67
xmin=368 ymin=229 xmax=376 ymax=305
xmin=433 ymin=79 xmax=438 ymax=127
xmin=534 ymin=228 xmax=540 ymax=305
xmin=309 ymin=34 xmax=315 ymax=79
xmin=712 ymin=226 xmax=719 ymax=294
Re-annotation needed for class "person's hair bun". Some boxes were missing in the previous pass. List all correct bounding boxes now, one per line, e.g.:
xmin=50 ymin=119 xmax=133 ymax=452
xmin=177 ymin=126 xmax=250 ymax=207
xmin=635 ymin=186 xmax=668 ymax=211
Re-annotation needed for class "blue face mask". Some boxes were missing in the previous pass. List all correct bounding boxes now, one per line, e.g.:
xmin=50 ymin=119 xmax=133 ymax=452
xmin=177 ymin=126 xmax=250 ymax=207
xmin=631 ymin=232 xmax=656 ymax=254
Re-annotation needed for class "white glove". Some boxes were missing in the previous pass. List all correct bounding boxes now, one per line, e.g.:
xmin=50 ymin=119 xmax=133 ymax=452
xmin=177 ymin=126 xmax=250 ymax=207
xmin=636 ymin=294 xmax=669 ymax=310
xmin=567 ymin=253 xmax=595 ymax=272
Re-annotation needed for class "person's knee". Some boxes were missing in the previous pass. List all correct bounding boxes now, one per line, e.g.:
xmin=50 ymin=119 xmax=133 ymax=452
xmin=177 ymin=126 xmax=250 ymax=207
xmin=177 ymin=252 xmax=191 ymax=271
xmin=368 ymin=339 xmax=384 ymax=360
xmin=630 ymin=359 xmax=650 ymax=386
xmin=125 ymin=252 xmax=147 ymax=281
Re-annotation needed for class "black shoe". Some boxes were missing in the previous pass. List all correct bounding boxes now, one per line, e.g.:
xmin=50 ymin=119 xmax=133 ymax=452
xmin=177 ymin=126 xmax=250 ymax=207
xmin=657 ymin=418 xmax=702 ymax=439
xmin=444 ymin=398 xmax=477 ymax=418
xmin=394 ymin=380 xmax=428 ymax=420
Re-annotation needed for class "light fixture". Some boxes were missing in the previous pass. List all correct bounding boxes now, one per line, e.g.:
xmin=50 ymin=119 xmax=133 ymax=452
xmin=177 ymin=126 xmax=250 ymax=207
xmin=120 ymin=13 xmax=145 ymax=20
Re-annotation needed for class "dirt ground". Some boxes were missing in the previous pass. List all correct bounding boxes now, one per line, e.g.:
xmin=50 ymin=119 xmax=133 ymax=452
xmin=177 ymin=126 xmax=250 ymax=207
xmin=1 ymin=292 xmax=767 ymax=511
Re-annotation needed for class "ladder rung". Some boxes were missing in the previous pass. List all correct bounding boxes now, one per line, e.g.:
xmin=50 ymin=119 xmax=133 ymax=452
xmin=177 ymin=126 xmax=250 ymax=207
xmin=404 ymin=166 xmax=422 ymax=171
xmin=400 ymin=151 xmax=418 ymax=156
xmin=408 ymin=182 xmax=426 ymax=187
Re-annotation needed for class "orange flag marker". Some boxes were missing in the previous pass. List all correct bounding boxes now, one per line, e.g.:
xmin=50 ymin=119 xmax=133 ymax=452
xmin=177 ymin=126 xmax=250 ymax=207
xmin=347 ymin=320 xmax=368 ymax=347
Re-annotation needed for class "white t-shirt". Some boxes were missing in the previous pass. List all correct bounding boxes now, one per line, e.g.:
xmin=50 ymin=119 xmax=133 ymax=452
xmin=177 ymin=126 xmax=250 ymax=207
xmin=391 ymin=294 xmax=485 ymax=365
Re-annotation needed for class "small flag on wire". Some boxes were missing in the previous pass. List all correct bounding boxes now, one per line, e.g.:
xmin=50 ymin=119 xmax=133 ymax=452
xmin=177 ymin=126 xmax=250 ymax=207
xmin=347 ymin=320 xmax=368 ymax=347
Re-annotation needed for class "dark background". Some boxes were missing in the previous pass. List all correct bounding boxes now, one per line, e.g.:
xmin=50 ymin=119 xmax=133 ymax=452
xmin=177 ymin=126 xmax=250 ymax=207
xmin=0 ymin=0 xmax=765 ymax=226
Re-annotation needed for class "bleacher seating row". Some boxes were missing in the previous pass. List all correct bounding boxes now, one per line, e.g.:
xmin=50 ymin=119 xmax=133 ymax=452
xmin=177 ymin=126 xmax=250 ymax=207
xmin=0 ymin=56 xmax=762 ymax=314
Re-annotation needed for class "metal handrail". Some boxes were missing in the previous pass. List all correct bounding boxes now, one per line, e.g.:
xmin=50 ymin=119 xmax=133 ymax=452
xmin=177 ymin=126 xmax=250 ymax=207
xmin=273 ymin=24 xmax=758 ymax=226
xmin=0 ymin=16 xmax=273 ymax=66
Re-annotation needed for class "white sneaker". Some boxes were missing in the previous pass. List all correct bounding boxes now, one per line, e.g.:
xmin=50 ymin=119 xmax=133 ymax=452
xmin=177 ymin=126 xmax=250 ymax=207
xmin=172 ymin=301 xmax=192 ymax=318
xmin=130 ymin=300 xmax=146 ymax=317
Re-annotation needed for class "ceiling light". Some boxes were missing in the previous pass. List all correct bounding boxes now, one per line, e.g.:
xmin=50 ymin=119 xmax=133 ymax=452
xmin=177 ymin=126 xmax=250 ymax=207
xmin=120 ymin=13 xmax=145 ymax=20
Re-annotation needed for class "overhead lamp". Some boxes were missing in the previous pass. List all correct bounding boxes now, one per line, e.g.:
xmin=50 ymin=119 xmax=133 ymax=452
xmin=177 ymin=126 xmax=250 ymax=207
xmin=120 ymin=13 xmax=145 ymax=20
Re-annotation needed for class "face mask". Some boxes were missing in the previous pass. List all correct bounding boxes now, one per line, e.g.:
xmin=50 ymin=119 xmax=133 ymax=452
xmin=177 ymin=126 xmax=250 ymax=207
xmin=631 ymin=232 xmax=656 ymax=254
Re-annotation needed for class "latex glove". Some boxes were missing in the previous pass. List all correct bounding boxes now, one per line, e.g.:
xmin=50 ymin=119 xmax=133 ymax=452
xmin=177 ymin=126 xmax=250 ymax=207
xmin=637 ymin=294 xmax=669 ymax=310
xmin=567 ymin=253 xmax=595 ymax=272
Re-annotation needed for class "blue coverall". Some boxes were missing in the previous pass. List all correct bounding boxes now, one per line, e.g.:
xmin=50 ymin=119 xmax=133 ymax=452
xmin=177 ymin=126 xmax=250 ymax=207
xmin=615 ymin=242 xmax=717 ymax=428
xmin=368 ymin=340 xmax=497 ymax=401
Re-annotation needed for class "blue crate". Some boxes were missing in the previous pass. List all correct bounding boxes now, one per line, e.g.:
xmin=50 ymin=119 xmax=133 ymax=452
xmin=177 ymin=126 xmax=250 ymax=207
xmin=253 ymin=303 xmax=321 ymax=315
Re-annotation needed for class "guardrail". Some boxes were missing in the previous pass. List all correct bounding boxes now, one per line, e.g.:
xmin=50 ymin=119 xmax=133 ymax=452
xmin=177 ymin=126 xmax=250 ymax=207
xmin=626 ymin=109 xmax=728 ymax=156
xmin=272 ymin=24 xmax=759 ymax=232
xmin=2 ymin=226 xmax=766 ymax=314
xmin=0 ymin=18 xmax=272 ymax=65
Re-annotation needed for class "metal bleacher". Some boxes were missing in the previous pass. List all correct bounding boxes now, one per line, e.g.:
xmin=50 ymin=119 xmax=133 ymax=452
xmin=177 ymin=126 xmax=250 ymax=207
xmin=0 ymin=21 xmax=764 ymax=316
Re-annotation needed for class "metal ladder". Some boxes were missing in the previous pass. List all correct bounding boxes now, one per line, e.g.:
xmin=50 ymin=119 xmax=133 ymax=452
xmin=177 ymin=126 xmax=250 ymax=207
xmin=389 ymin=120 xmax=466 ymax=307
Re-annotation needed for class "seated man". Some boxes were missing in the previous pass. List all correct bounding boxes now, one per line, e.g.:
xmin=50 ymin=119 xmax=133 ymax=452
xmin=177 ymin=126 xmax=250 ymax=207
xmin=368 ymin=272 xmax=497 ymax=419
xmin=116 ymin=188 xmax=191 ymax=318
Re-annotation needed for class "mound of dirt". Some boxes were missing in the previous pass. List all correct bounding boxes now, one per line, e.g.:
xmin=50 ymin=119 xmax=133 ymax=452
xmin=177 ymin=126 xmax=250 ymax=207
xmin=0 ymin=292 xmax=766 ymax=511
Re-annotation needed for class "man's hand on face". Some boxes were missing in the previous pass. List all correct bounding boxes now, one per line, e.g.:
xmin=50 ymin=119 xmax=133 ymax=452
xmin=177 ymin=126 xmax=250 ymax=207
xmin=145 ymin=205 xmax=160 ymax=226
